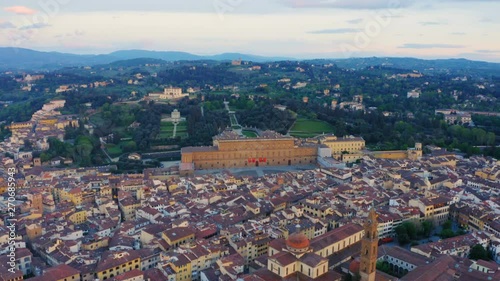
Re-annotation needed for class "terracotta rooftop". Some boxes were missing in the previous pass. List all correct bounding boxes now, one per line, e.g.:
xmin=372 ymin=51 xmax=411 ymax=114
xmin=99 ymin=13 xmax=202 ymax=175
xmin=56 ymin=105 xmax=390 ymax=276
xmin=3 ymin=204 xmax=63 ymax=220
xmin=286 ymin=231 xmax=310 ymax=250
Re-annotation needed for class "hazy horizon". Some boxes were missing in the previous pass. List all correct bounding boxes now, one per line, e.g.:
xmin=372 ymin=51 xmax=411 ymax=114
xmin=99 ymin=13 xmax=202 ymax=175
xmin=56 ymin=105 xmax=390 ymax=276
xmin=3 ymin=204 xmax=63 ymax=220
xmin=4 ymin=46 xmax=500 ymax=64
xmin=1 ymin=0 xmax=500 ymax=62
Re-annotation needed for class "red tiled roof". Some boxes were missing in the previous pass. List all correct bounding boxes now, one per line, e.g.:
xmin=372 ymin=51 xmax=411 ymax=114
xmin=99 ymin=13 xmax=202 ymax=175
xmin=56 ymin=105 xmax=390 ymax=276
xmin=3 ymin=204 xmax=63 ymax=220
xmin=286 ymin=232 xmax=310 ymax=250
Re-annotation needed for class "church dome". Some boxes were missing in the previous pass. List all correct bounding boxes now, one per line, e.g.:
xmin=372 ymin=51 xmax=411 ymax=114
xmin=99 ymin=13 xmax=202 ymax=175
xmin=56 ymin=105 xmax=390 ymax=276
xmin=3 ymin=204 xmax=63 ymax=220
xmin=286 ymin=231 xmax=310 ymax=251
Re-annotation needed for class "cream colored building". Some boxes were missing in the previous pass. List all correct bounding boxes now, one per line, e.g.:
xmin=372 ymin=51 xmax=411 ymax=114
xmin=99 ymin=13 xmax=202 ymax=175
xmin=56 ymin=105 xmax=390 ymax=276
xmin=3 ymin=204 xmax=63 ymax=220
xmin=315 ymin=134 xmax=365 ymax=158
xmin=409 ymin=196 xmax=451 ymax=225
xmin=149 ymin=87 xmax=188 ymax=100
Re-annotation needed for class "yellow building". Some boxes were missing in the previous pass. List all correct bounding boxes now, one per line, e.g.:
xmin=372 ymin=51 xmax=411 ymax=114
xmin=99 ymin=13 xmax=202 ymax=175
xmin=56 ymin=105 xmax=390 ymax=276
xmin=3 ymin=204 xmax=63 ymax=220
xmin=181 ymin=130 xmax=318 ymax=171
xmin=407 ymin=143 xmax=423 ymax=160
xmin=0 ymin=178 xmax=7 ymax=194
xmin=251 ymin=226 xmax=343 ymax=280
xmin=68 ymin=209 xmax=87 ymax=225
xmin=341 ymin=153 xmax=364 ymax=163
xmin=119 ymin=197 xmax=141 ymax=221
xmin=369 ymin=143 xmax=423 ymax=161
xmin=475 ymin=166 xmax=500 ymax=181
xmin=26 ymin=223 xmax=43 ymax=241
xmin=162 ymin=227 xmax=195 ymax=249
xmin=82 ymin=237 xmax=109 ymax=251
xmin=468 ymin=213 xmax=486 ymax=232
xmin=316 ymin=135 xmax=365 ymax=157
xmin=95 ymin=251 xmax=141 ymax=280
xmin=38 ymin=118 xmax=58 ymax=126
xmin=68 ymin=187 xmax=83 ymax=206
xmin=37 ymin=264 xmax=81 ymax=281
xmin=229 ymin=233 xmax=270 ymax=264
xmin=7 ymin=121 xmax=34 ymax=131
xmin=409 ymin=196 xmax=451 ymax=225
xmin=299 ymin=200 xmax=334 ymax=219
xmin=160 ymin=254 xmax=192 ymax=281
xmin=55 ymin=115 xmax=79 ymax=129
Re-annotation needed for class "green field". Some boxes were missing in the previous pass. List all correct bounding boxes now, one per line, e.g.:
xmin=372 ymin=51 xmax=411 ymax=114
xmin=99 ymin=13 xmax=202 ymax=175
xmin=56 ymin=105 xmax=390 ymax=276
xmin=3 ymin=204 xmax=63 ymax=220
xmin=90 ymin=112 xmax=133 ymax=138
xmin=158 ymin=121 xmax=188 ymax=139
xmin=175 ymin=123 xmax=188 ymax=138
xmin=229 ymin=114 xmax=239 ymax=126
xmin=243 ymin=130 xmax=258 ymax=138
xmin=289 ymin=118 xmax=335 ymax=138
xmin=105 ymin=144 xmax=123 ymax=157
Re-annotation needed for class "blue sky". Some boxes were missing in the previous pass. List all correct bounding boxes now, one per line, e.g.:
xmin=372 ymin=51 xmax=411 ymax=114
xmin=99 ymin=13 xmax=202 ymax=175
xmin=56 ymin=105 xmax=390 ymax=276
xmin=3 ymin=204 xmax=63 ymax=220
xmin=1 ymin=0 xmax=500 ymax=61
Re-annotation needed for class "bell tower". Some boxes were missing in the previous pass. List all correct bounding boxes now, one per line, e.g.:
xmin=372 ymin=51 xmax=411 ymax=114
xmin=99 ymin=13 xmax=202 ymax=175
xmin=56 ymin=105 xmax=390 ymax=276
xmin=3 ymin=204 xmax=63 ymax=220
xmin=360 ymin=207 xmax=378 ymax=281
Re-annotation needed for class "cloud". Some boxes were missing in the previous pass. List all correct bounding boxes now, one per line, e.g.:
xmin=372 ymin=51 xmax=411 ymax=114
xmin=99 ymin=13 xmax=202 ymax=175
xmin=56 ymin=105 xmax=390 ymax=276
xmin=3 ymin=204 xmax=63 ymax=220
xmin=3 ymin=6 xmax=37 ymax=15
xmin=399 ymin=43 xmax=465 ymax=49
xmin=0 ymin=21 xmax=15 ymax=29
xmin=420 ymin=21 xmax=446 ymax=26
xmin=281 ymin=0 xmax=500 ymax=11
xmin=308 ymin=28 xmax=362 ymax=34
xmin=19 ymin=23 xmax=50 ymax=30
xmin=56 ymin=30 xmax=86 ymax=38
xmin=479 ymin=17 xmax=493 ymax=23
xmin=451 ymin=32 xmax=466 ymax=35
xmin=75 ymin=30 xmax=86 ymax=36
xmin=476 ymin=49 xmax=500 ymax=54
xmin=282 ymin=0 xmax=415 ymax=9
xmin=346 ymin=18 xmax=363 ymax=24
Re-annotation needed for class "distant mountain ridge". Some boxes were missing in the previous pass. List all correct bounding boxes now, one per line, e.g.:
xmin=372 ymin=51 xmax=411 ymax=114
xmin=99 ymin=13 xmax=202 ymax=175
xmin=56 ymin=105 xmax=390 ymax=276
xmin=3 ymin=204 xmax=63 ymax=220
xmin=323 ymin=57 xmax=500 ymax=76
xmin=0 ymin=47 xmax=291 ymax=70
xmin=1 ymin=47 xmax=500 ymax=76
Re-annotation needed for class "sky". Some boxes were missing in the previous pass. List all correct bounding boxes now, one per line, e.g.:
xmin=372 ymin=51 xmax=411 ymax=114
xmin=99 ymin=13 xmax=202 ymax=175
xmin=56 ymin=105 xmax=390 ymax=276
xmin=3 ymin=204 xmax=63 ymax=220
xmin=1 ymin=0 xmax=500 ymax=62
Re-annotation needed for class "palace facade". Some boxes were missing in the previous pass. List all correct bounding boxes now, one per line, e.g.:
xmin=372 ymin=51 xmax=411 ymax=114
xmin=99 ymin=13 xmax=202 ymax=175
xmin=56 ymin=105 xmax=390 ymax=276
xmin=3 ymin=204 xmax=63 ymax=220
xmin=181 ymin=130 xmax=318 ymax=171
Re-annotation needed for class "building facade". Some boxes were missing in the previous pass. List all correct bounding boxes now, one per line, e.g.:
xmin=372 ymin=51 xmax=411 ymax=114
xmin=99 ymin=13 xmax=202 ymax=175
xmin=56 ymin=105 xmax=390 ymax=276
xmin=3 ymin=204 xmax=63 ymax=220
xmin=360 ymin=208 xmax=378 ymax=281
xmin=315 ymin=135 xmax=365 ymax=157
xmin=181 ymin=131 xmax=318 ymax=171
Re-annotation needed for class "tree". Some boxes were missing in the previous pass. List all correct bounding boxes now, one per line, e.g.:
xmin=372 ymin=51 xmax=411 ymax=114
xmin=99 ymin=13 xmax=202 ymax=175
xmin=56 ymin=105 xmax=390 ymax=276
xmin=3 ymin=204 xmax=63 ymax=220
xmin=395 ymin=221 xmax=421 ymax=244
xmin=403 ymin=221 xmax=418 ymax=240
xmin=421 ymin=220 xmax=433 ymax=237
xmin=40 ymin=153 xmax=51 ymax=163
xmin=122 ymin=141 xmax=137 ymax=153
xmin=343 ymin=273 xmax=352 ymax=281
xmin=395 ymin=225 xmax=410 ymax=245
xmin=469 ymin=244 xmax=489 ymax=261
xmin=442 ymin=220 xmax=453 ymax=230
xmin=376 ymin=260 xmax=390 ymax=274
xmin=439 ymin=229 xmax=455 ymax=239
xmin=73 ymin=136 xmax=94 ymax=166
xmin=23 ymin=140 xmax=34 ymax=151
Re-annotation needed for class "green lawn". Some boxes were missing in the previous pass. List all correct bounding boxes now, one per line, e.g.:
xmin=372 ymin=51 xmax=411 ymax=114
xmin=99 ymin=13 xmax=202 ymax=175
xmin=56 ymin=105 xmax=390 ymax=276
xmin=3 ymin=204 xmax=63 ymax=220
xmin=158 ymin=121 xmax=188 ymax=139
xmin=89 ymin=114 xmax=107 ymax=127
xmin=105 ymin=144 xmax=123 ymax=157
xmin=160 ymin=123 xmax=175 ymax=130
xmin=230 ymin=114 xmax=239 ymax=126
xmin=243 ymin=130 xmax=258 ymax=138
xmin=177 ymin=123 xmax=187 ymax=131
xmin=289 ymin=118 xmax=335 ymax=138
